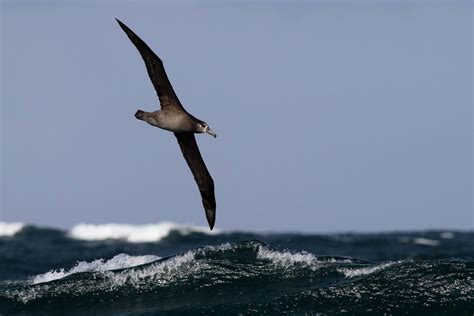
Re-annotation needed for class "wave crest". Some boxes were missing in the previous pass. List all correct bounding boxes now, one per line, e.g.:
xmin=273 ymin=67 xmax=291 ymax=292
xmin=32 ymin=253 xmax=160 ymax=284
xmin=0 ymin=222 xmax=25 ymax=237
xmin=338 ymin=261 xmax=397 ymax=278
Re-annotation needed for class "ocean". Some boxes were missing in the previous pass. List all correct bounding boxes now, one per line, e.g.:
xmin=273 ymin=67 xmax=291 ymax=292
xmin=0 ymin=222 xmax=472 ymax=315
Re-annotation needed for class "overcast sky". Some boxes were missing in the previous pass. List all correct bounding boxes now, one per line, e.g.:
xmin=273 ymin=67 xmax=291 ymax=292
xmin=1 ymin=1 xmax=472 ymax=232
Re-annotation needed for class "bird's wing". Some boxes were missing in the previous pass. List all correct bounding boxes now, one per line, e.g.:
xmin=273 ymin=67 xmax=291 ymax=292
xmin=174 ymin=132 xmax=216 ymax=230
xmin=116 ymin=19 xmax=185 ymax=111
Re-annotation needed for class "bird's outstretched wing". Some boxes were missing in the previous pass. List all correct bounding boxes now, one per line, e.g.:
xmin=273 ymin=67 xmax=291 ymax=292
xmin=174 ymin=132 xmax=216 ymax=230
xmin=116 ymin=19 xmax=184 ymax=111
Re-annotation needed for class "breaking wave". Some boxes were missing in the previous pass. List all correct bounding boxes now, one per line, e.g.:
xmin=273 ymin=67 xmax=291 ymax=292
xmin=68 ymin=222 xmax=219 ymax=242
xmin=32 ymin=253 xmax=160 ymax=284
xmin=0 ymin=221 xmax=219 ymax=242
xmin=0 ymin=222 xmax=25 ymax=237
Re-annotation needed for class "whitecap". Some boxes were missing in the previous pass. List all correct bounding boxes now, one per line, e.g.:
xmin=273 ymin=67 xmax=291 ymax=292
xmin=256 ymin=245 xmax=326 ymax=271
xmin=413 ymin=238 xmax=439 ymax=247
xmin=0 ymin=222 xmax=25 ymax=237
xmin=197 ymin=242 xmax=233 ymax=254
xmin=32 ymin=253 xmax=160 ymax=284
xmin=257 ymin=245 xmax=317 ymax=264
xmin=108 ymin=251 xmax=196 ymax=289
xmin=440 ymin=232 xmax=454 ymax=239
xmin=8 ymin=252 xmax=194 ymax=303
xmin=68 ymin=222 xmax=219 ymax=243
xmin=339 ymin=262 xmax=396 ymax=278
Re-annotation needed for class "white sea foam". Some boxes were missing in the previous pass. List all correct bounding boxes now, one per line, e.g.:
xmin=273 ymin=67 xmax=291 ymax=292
xmin=68 ymin=222 xmax=219 ymax=243
xmin=107 ymin=251 xmax=196 ymax=289
xmin=197 ymin=242 xmax=233 ymax=254
xmin=32 ymin=253 xmax=160 ymax=284
xmin=257 ymin=246 xmax=318 ymax=264
xmin=257 ymin=246 xmax=353 ymax=272
xmin=0 ymin=222 xmax=25 ymax=237
xmin=413 ymin=238 xmax=440 ymax=247
xmin=440 ymin=232 xmax=454 ymax=239
xmin=398 ymin=236 xmax=441 ymax=246
xmin=256 ymin=245 xmax=323 ymax=270
xmin=339 ymin=262 xmax=395 ymax=278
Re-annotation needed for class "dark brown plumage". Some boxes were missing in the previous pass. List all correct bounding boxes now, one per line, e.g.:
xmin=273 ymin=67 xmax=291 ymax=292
xmin=117 ymin=19 xmax=217 ymax=230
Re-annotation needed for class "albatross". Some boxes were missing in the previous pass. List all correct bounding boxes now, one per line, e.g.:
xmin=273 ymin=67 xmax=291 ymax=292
xmin=116 ymin=19 xmax=217 ymax=230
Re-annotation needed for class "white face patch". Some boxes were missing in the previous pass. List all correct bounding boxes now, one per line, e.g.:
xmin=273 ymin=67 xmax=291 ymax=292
xmin=204 ymin=125 xmax=217 ymax=138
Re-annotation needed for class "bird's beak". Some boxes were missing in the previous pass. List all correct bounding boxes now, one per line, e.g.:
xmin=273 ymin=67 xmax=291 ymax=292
xmin=205 ymin=126 xmax=217 ymax=138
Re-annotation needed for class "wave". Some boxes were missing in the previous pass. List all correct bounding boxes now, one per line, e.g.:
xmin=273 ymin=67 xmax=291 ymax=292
xmin=257 ymin=243 xmax=338 ymax=271
xmin=68 ymin=222 xmax=219 ymax=242
xmin=32 ymin=242 xmax=362 ymax=286
xmin=0 ymin=222 xmax=25 ymax=237
xmin=32 ymin=253 xmax=160 ymax=284
xmin=412 ymin=237 xmax=440 ymax=246
xmin=0 ymin=241 xmax=366 ymax=302
xmin=398 ymin=236 xmax=441 ymax=247
xmin=0 ymin=222 xmax=468 ymax=245
xmin=0 ymin=221 xmax=219 ymax=241
xmin=1 ymin=240 xmax=472 ymax=314
xmin=338 ymin=261 xmax=396 ymax=278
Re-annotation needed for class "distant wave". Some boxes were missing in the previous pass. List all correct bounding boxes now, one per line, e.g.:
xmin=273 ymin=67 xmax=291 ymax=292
xmin=0 ymin=222 xmax=25 ymax=237
xmin=68 ymin=222 xmax=219 ymax=242
xmin=0 ymin=222 xmax=466 ymax=244
xmin=0 ymin=221 xmax=219 ymax=241
xmin=398 ymin=236 xmax=441 ymax=247
xmin=412 ymin=237 xmax=440 ymax=246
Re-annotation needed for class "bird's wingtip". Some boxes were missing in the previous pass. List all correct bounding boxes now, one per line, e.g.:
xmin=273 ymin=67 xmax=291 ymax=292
xmin=205 ymin=208 xmax=216 ymax=231
xmin=207 ymin=216 xmax=215 ymax=231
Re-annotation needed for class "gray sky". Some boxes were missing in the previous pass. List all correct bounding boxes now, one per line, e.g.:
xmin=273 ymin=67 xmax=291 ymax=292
xmin=1 ymin=1 xmax=472 ymax=232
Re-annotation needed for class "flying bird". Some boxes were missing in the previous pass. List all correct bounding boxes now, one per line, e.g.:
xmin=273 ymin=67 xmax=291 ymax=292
xmin=116 ymin=19 xmax=217 ymax=230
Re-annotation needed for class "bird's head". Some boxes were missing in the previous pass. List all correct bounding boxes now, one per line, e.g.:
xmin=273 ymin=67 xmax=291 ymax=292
xmin=199 ymin=122 xmax=217 ymax=138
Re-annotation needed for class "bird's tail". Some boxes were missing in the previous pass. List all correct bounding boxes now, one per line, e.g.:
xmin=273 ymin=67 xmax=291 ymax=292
xmin=135 ymin=110 xmax=145 ymax=121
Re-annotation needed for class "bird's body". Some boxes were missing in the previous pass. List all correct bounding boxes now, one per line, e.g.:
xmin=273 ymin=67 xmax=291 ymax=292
xmin=117 ymin=19 xmax=217 ymax=230
xmin=135 ymin=109 xmax=210 ymax=134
